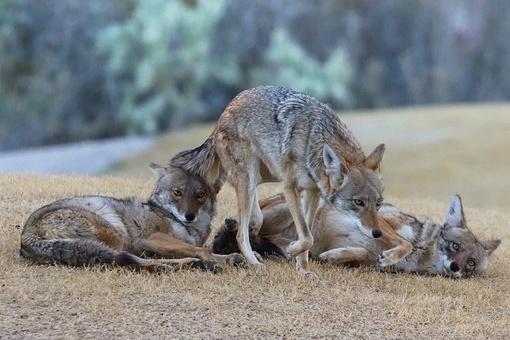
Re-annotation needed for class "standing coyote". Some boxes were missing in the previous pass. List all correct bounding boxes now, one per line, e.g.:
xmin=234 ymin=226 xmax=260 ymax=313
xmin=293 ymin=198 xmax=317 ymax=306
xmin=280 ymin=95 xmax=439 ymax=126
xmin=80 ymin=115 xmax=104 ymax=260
xmin=20 ymin=164 xmax=240 ymax=273
xmin=171 ymin=85 xmax=385 ymax=277
xmin=213 ymin=194 xmax=501 ymax=277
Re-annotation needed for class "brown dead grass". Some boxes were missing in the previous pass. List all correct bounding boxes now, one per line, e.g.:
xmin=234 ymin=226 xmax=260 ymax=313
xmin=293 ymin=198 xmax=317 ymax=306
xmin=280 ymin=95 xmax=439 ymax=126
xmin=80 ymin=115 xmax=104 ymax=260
xmin=1 ymin=172 xmax=509 ymax=339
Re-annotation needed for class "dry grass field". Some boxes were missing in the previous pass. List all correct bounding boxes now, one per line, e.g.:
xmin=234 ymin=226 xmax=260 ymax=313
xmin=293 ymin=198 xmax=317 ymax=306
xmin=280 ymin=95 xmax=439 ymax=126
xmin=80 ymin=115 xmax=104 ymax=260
xmin=2 ymin=105 xmax=510 ymax=339
xmin=110 ymin=103 xmax=510 ymax=213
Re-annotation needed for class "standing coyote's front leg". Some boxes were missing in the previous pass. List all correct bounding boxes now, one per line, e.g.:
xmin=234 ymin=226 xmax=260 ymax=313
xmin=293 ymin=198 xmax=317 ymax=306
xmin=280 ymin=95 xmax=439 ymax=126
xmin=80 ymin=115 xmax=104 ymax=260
xmin=285 ymin=184 xmax=315 ymax=278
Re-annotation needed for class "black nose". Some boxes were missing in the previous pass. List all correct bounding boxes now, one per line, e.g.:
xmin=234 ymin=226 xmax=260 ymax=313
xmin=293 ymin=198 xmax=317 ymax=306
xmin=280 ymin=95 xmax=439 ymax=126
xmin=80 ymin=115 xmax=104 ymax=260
xmin=450 ymin=261 xmax=460 ymax=272
xmin=185 ymin=212 xmax=196 ymax=222
xmin=224 ymin=217 xmax=238 ymax=232
xmin=372 ymin=229 xmax=383 ymax=238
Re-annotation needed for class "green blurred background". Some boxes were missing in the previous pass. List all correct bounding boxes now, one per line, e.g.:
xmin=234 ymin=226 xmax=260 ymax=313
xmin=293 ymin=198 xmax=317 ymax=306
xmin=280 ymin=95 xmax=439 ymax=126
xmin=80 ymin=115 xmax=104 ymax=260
xmin=1 ymin=0 xmax=510 ymax=150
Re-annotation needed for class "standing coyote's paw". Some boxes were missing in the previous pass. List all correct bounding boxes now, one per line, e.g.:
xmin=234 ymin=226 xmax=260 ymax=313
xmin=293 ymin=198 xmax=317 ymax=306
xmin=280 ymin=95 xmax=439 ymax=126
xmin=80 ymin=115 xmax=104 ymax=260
xmin=249 ymin=263 xmax=267 ymax=276
xmin=192 ymin=259 xmax=223 ymax=273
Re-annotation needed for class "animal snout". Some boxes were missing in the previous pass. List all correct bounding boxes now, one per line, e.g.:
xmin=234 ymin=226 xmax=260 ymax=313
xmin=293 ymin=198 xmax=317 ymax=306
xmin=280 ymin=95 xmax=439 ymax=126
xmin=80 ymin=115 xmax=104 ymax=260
xmin=450 ymin=261 xmax=460 ymax=272
xmin=224 ymin=217 xmax=238 ymax=232
xmin=372 ymin=229 xmax=383 ymax=238
xmin=184 ymin=212 xmax=196 ymax=222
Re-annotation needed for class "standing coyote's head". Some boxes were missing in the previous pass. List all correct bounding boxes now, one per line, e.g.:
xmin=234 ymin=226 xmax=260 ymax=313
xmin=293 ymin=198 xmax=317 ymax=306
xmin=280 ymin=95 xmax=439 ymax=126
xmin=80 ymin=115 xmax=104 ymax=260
xmin=149 ymin=163 xmax=217 ymax=227
xmin=439 ymin=195 xmax=501 ymax=277
xmin=322 ymin=143 xmax=385 ymax=239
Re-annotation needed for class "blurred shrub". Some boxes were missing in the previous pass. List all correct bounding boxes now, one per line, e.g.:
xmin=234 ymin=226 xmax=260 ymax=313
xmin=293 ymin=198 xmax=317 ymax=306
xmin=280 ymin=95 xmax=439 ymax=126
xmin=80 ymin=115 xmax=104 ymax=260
xmin=251 ymin=28 xmax=352 ymax=108
xmin=97 ymin=0 xmax=239 ymax=134
xmin=1 ymin=0 xmax=510 ymax=150
xmin=0 ymin=0 xmax=131 ymax=150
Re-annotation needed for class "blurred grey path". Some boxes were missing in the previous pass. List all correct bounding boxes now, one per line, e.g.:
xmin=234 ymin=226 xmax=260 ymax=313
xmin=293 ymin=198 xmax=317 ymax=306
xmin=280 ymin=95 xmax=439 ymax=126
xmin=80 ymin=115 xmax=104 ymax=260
xmin=0 ymin=136 xmax=155 ymax=176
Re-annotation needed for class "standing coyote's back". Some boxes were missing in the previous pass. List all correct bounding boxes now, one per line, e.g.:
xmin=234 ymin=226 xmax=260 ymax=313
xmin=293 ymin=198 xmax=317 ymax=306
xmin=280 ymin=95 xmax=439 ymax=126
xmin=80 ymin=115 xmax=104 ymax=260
xmin=171 ymin=86 xmax=385 ymax=277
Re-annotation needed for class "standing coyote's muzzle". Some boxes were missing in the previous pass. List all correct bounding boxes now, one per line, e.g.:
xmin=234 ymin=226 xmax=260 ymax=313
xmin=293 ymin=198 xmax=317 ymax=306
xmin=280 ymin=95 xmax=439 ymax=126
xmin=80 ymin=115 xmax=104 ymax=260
xmin=325 ymin=157 xmax=385 ymax=241
xmin=363 ymin=206 xmax=383 ymax=239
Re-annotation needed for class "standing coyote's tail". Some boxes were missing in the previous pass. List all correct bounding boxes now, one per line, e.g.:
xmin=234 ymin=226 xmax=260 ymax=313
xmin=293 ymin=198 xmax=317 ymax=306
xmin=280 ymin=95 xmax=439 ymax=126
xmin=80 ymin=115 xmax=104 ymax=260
xmin=170 ymin=137 xmax=225 ymax=193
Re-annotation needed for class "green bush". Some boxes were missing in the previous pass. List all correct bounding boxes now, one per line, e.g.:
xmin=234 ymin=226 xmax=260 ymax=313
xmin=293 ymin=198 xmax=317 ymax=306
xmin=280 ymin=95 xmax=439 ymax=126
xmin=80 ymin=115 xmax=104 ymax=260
xmin=97 ymin=0 xmax=239 ymax=134
xmin=251 ymin=28 xmax=352 ymax=108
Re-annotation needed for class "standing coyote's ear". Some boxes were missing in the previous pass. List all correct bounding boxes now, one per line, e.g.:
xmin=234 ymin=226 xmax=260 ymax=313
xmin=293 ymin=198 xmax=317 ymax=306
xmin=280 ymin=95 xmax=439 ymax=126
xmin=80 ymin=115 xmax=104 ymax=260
xmin=149 ymin=163 xmax=167 ymax=179
xmin=363 ymin=143 xmax=385 ymax=172
xmin=444 ymin=195 xmax=467 ymax=228
xmin=323 ymin=144 xmax=348 ymax=186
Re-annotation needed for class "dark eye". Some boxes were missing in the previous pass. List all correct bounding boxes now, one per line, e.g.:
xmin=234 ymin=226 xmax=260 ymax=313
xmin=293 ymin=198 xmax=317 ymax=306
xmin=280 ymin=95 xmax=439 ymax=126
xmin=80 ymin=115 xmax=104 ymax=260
xmin=353 ymin=199 xmax=364 ymax=207
xmin=172 ymin=189 xmax=182 ymax=196
xmin=451 ymin=242 xmax=460 ymax=251
xmin=196 ymin=192 xmax=205 ymax=199
xmin=467 ymin=259 xmax=476 ymax=268
xmin=376 ymin=199 xmax=383 ymax=208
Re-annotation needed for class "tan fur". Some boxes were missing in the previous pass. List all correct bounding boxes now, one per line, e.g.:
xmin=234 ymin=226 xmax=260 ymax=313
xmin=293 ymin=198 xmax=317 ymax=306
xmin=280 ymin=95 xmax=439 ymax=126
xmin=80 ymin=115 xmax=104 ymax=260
xmin=20 ymin=164 xmax=241 ymax=273
xmin=214 ymin=194 xmax=501 ymax=277
xmin=171 ymin=85 xmax=385 ymax=277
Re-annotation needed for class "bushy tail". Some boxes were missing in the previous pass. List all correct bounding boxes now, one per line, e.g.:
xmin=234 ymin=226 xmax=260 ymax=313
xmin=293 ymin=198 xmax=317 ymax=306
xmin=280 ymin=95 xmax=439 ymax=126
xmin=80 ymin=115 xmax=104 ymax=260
xmin=20 ymin=234 xmax=141 ymax=268
xmin=169 ymin=135 xmax=225 ymax=193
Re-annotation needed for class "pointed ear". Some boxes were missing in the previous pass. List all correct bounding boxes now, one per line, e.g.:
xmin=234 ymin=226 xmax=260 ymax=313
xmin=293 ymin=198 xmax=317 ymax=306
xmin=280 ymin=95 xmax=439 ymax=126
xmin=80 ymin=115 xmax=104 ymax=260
xmin=364 ymin=143 xmax=385 ymax=172
xmin=149 ymin=162 xmax=166 ymax=179
xmin=481 ymin=239 xmax=501 ymax=256
xmin=323 ymin=144 xmax=347 ymax=178
xmin=444 ymin=195 xmax=467 ymax=228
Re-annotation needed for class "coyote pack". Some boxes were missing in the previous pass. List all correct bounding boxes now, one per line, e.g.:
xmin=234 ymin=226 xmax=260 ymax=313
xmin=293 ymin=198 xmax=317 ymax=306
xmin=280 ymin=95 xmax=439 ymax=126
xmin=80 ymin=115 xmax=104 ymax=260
xmin=171 ymin=85 xmax=385 ymax=277
xmin=213 ymin=194 xmax=500 ymax=277
xmin=20 ymin=164 xmax=241 ymax=272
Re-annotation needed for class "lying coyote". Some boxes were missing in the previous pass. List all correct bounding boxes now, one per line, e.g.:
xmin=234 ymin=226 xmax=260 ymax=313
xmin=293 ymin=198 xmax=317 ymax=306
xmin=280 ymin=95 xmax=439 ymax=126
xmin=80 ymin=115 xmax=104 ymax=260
xmin=20 ymin=164 xmax=241 ymax=272
xmin=213 ymin=194 xmax=500 ymax=277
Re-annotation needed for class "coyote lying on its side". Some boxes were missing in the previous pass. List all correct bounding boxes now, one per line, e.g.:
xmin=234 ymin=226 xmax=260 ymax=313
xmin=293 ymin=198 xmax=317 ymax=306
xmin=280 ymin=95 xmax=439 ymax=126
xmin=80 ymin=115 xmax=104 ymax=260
xmin=213 ymin=194 xmax=500 ymax=277
xmin=20 ymin=164 xmax=241 ymax=272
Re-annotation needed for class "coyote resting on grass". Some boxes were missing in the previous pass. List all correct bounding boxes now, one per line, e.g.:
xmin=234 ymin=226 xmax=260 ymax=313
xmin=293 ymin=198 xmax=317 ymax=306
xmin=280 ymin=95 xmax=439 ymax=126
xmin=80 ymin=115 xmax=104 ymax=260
xmin=213 ymin=194 xmax=501 ymax=277
xmin=20 ymin=164 xmax=241 ymax=273
xmin=171 ymin=85 xmax=385 ymax=277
